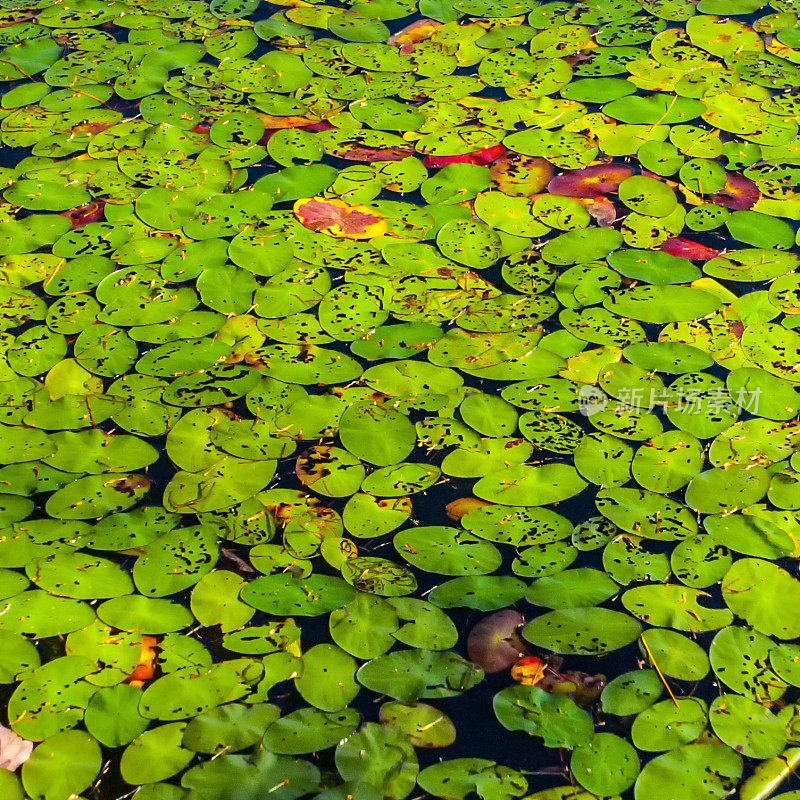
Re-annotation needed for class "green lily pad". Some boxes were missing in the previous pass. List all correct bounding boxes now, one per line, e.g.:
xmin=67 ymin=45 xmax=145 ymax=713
xmin=601 ymin=670 xmax=663 ymax=717
xmin=296 ymin=446 xmax=365 ymax=498
xmin=0 ymin=590 xmax=94 ymax=638
xmin=631 ymin=430 xmax=705 ymax=493
xmin=526 ymin=568 xmax=618 ymax=609
xmin=670 ymin=535 xmax=732 ymax=589
xmin=241 ymin=573 xmax=355 ymax=616
xmin=389 ymin=597 xmax=458 ymax=650
xmin=84 ymin=684 xmax=150 ymax=748
xmin=181 ymin=702 xmax=278 ymax=755
xmin=710 ymin=625 xmax=786 ymax=701
xmin=596 ymin=488 xmax=697 ymax=540
xmin=640 ymin=628 xmax=710 ymax=681
xmin=339 ymin=401 xmax=416 ymax=466
xmin=8 ymin=654 xmax=97 ymax=741
xmin=121 ymin=723 xmax=194 ymax=785
xmin=379 ymin=701 xmax=456 ymax=749
xmin=473 ymin=464 xmax=587 ymax=506
xmin=523 ymin=608 xmax=642 ymax=655
xmin=464 ymin=505 xmax=572 ymax=547
xmin=97 ymin=595 xmax=193 ymax=634
xmin=361 ymin=463 xmax=441 ymax=496
xmin=685 ymin=466 xmax=770 ymax=514
xmin=335 ymin=723 xmax=418 ymax=800
xmin=133 ymin=526 xmax=218 ymax=598
xmin=633 ymin=744 xmax=741 ymax=800
xmin=263 ymin=707 xmax=360 ymax=756
xmin=632 ymin=697 xmax=708 ymax=751
xmin=21 ymin=730 xmax=101 ymax=800
xmin=571 ymin=733 xmax=640 ymax=796
xmin=623 ymin=584 xmax=733 ymax=632
xmin=722 ymin=559 xmax=800 ymax=639
xmin=190 ymin=570 xmax=255 ymax=633
xmin=710 ymin=694 xmax=788 ymax=759
xmin=393 ymin=526 xmax=501 ymax=576
xmin=357 ymin=649 xmax=483 ymax=702
xmin=429 ymin=576 xmax=527 ymax=611
xmin=329 ymin=593 xmax=399 ymax=659
xmin=296 ymin=643 xmax=358 ymax=712
xmin=493 ymin=685 xmax=593 ymax=749
xmin=418 ymin=758 xmax=527 ymax=800
xmin=0 ymin=630 xmax=40 ymax=683
xmin=27 ymin=551 xmax=133 ymax=600
xmin=602 ymin=535 xmax=671 ymax=586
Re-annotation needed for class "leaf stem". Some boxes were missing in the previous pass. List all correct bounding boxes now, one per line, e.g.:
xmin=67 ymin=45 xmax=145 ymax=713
xmin=640 ymin=635 xmax=679 ymax=708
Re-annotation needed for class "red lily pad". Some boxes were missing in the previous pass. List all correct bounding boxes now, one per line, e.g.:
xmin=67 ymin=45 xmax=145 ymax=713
xmin=293 ymin=197 xmax=388 ymax=239
xmin=424 ymin=144 xmax=507 ymax=169
xmin=60 ymin=200 xmax=106 ymax=228
xmin=659 ymin=238 xmax=721 ymax=261
xmin=470 ymin=144 xmax=508 ymax=166
xmin=303 ymin=121 xmax=337 ymax=133
xmin=709 ymin=173 xmax=759 ymax=211
xmin=337 ymin=145 xmax=416 ymax=162
xmin=547 ymin=163 xmax=635 ymax=198
xmin=258 ymin=119 xmax=336 ymax=145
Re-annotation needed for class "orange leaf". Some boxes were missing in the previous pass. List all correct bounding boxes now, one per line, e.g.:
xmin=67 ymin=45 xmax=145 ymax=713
xmin=445 ymin=497 xmax=493 ymax=521
xmin=257 ymin=114 xmax=317 ymax=130
xmin=388 ymin=19 xmax=442 ymax=53
xmin=126 ymin=635 xmax=158 ymax=688
xmin=511 ymin=656 xmax=546 ymax=686
xmin=293 ymin=197 xmax=388 ymax=239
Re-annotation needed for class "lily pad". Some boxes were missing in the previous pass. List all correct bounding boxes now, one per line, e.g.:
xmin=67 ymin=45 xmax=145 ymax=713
xmin=493 ymin=685 xmax=593 ymax=749
xmin=722 ymin=559 xmax=800 ymax=639
xmin=571 ymin=733 xmax=640 ymax=796
xmin=523 ymin=608 xmax=641 ymax=655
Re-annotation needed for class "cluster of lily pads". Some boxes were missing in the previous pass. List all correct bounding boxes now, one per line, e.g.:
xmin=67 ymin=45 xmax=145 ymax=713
xmin=1 ymin=0 xmax=800 ymax=797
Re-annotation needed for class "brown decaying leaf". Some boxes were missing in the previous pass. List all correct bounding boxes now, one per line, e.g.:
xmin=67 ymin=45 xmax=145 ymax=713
xmin=467 ymin=610 xmax=527 ymax=673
